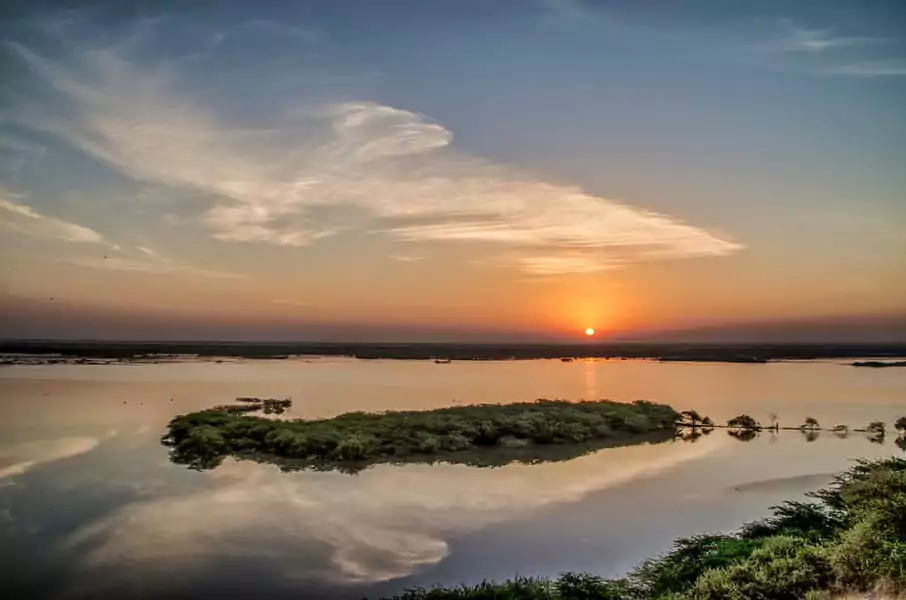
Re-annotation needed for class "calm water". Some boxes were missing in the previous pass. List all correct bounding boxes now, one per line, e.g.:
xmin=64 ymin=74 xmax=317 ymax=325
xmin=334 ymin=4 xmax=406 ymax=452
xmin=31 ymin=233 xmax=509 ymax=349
xmin=1 ymin=358 xmax=904 ymax=599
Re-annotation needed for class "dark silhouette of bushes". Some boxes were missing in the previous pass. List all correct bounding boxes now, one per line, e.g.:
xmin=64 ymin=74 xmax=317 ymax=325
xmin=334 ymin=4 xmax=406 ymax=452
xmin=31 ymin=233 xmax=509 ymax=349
xmin=801 ymin=417 xmax=820 ymax=430
xmin=727 ymin=414 xmax=761 ymax=430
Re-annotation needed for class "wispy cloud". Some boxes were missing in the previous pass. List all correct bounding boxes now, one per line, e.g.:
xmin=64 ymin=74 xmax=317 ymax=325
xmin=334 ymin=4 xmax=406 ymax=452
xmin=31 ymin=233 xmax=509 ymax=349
xmin=0 ymin=191 xmax=108 ymax=245
xmin=535 ymin=0 xmax=600 ymax=24
xmin=271 ymin=298 xmax=308 ymax=307
xmin=61 ymin=247 xmax=243 ymax=280
xmin=513 ymin=254 xmax=612 ymax=276
xmin=823 ymin=61 xmax=906 ymax=77
xmin=8 ymin=36 xmax=742 ymax=274
xmin=773 ymin=25 xmax=891 ymax=53
xmin=0 ymin=187 xmax=239 ymax=279
xmin=754 ymin=19 xmax=905 ymax=77
xmin=388 ymin=254 xmax=424 ymax=263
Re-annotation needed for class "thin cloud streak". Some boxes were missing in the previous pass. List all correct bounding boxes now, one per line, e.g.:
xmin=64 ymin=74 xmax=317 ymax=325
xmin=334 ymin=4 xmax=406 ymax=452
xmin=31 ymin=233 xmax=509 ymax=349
xmin=776 ymin=26 xmax=891 ymax=53
xmin=389 ymin=254 xmax=424 ymax=263
xmin=60 ymin=248 xmax=244 ymax=280
xmin=750 ymin=19 xmax=905 ymax=77
xmin=9 ymin=36 xmax=743 ymax=274
xmin=823 ymin=61 xmax=906 ymax=76
xmin=0 ymin=193 xmax=107 ymax=245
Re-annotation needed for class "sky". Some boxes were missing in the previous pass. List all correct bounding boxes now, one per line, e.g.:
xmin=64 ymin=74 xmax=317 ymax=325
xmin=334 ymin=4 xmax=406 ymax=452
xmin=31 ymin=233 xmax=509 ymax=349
xmin=1 ymin=0 xmax=904 ymax=342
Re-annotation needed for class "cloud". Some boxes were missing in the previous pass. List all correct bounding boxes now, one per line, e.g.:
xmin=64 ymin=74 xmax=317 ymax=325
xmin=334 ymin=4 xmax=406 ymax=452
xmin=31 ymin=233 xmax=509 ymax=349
xmin=0 ymin=187 xmax=241 ymax=279
xmin=8 ymin=36 xmax=742 ymax=274
xmin=751 ymin=20 xmax=905 ymax=77
xmin=389 ymin=254 xmax=424 ymax=263
xmin=776 ymin=26 xmax=890 ymax=53
xmin=60 ymin=247 xmax=244 ymax=280
xmin=823 ymin=61 xmax=906 ymax=77
xmin=514 ymin=254 xmax=612 ymax=275
xmin=271 ymin=298 xmax=308 ymax=307
xmin=0 ymin=192 xmax=108 ymax=245
xmin=64 ymin=437 xmax=722 ymax=585
xmin=535 ymin=0 xmax=600 ymax=24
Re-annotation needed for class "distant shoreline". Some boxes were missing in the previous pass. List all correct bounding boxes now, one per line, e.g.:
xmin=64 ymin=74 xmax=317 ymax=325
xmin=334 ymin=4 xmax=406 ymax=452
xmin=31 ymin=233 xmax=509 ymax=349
xmin=2 ymin=340 xmax=905 ymax=363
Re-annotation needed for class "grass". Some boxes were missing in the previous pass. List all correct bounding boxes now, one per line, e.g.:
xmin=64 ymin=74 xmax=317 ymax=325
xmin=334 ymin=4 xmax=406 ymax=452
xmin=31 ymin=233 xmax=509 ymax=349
xmin=162 ymin=399 xmax=679 ymax=471
xmin=372 ymin=458 xmax=906 ymax=599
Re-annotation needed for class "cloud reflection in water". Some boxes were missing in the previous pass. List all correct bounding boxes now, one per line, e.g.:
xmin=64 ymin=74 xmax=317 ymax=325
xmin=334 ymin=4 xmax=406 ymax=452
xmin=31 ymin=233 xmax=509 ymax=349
xmin=64 ymin=436 xmax=724 ymax=585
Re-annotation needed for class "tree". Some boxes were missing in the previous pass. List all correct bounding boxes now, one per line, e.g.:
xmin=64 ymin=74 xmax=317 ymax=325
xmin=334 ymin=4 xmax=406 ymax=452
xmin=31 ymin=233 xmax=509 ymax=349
xmin=801 ymin=417 xmax=820 ymax=431
xmin=679 ymin=410 xmax=704 ymax=428
xmin=866 ymin=421 xmax=885 ymax=434
xmin=866 ymin=421 xmax=885 ymax=444
xmin=895 ymin=416 xmax=906 ymax=434
xmin=727 ymin=415 xmax=761 ymax=430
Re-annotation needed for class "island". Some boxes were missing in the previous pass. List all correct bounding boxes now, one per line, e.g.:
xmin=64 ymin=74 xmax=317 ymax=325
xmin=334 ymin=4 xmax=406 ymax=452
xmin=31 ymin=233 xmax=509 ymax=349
xmin=371 ymin=458 xmax=906 ymax=599
xmin=852 ymin=360 xmax=906 ymax=368
xmin=162 ymin=399 xmax=679 ymax=470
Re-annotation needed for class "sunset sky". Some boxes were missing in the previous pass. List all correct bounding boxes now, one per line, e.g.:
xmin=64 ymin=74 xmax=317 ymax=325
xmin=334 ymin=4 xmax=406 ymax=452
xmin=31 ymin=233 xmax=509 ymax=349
xmin=1 ymin=0 xmax=904 ymax=341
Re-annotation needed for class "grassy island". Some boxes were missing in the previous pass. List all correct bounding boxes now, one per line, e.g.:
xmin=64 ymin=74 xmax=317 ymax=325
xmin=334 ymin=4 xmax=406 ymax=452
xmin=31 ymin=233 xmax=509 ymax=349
xmin=376 ymin=458 xmax=906 ymax=599
xmin=162 ymin=399 xmax=679 ymax=470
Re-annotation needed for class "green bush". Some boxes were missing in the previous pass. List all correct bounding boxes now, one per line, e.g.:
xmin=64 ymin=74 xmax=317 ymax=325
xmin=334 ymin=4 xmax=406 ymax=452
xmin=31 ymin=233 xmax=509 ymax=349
xmin=683 ymin=536 xmax=832 ymax=600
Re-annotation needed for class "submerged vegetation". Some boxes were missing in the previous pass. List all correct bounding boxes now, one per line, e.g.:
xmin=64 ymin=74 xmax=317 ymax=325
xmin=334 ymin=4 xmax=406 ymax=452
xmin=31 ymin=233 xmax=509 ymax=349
xmin=163 ymin=399 xmax=679 ymax=470
xmin=376 ymin=458 xmax=906 ymax=599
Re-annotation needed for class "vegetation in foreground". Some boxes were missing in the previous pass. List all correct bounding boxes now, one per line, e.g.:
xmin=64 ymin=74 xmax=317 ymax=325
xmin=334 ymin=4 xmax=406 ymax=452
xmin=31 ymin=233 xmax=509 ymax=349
xmin=163 ymin=399 xmax=679 ymax=470
xmin=375 ymin=458 xmax=906 ymax=599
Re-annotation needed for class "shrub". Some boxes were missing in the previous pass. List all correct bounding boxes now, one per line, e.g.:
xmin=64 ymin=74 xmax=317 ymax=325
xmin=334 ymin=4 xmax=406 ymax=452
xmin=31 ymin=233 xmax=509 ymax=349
xmin=727 ymin=414 xmax=760 ymax=430
xmin=331 ymin=434 xmax=375 ymax=461
xmin=895 ymin=416 xmax=906 ymax=434
xmin=684 ymin=536 xmax=833 ymax=600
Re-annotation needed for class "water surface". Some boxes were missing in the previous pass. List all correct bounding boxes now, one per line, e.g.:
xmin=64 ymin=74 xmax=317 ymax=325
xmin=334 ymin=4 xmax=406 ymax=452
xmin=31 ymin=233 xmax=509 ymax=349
xmin=1 ymin=358 xmax=903 ymax=599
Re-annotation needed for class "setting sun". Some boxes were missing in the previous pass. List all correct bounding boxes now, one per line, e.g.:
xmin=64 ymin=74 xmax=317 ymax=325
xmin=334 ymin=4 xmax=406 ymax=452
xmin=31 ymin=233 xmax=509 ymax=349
xmin=585 ymin=327 xmax=595 ymax=336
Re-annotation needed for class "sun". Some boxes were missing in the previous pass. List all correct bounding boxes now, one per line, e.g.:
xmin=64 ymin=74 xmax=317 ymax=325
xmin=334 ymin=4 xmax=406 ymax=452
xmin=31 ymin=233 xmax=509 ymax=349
xmin=585 ymin=327 xmax=596 ymax=337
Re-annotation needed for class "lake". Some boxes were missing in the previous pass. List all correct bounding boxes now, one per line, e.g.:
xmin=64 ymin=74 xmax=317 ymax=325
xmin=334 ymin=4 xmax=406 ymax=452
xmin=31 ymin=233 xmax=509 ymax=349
xmin=1 ymin=358 xmax=904 ymax=599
